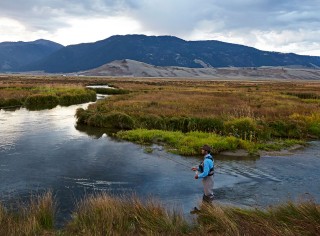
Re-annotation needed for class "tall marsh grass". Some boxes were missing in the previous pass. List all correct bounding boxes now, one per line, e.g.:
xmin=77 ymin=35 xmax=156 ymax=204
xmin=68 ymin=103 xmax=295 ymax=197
xmin=0 ymin=192 xmax=55 ymax=235
xmin=76 ymin=80 xmax=320 ymax=147
xmin=197 ymin=201 xmax=320 ymax=236
xmin=2 ymin=192 xmax=318 ymax=235
xmin=65 ymin=193 xmax=190 ymax=235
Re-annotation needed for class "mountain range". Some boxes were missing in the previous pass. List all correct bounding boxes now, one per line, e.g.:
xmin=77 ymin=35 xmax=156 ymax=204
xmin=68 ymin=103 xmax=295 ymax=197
xmin=1 ymin=34 xmax=319 ymax=74
xmin=0 ymin=39 xmax=63 ymax=71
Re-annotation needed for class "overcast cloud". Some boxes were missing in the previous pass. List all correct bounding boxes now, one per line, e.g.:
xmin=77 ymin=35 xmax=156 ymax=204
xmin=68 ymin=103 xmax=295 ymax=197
xmin=0 ymin=0 xmax=319 ymax=56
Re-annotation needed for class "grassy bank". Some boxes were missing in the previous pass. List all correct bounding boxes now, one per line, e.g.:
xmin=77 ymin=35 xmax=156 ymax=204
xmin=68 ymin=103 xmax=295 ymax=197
xmin=75 ymin=80 xmax=320 ymax=154
xmin=1 ymin=193 xmax=319 ymax=235
xmin=116 ymin=129 xmax=305 ymax=156
xmin=0 ymin=85 xmax=96 ymax=110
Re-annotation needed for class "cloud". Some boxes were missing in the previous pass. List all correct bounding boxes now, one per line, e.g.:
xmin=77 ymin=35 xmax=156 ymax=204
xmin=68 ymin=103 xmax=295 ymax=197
xmin=0 ymin=0 xmax=319 ymax=55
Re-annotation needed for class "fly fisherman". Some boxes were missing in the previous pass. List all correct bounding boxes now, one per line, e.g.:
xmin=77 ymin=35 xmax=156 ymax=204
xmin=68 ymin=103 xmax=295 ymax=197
xmin=192 ymin=144 xmax=214 ymax=203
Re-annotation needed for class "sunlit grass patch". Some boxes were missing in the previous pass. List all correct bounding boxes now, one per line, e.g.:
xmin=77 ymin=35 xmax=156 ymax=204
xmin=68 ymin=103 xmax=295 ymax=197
xmin=116 ymin=129 xmax=243 ymax=156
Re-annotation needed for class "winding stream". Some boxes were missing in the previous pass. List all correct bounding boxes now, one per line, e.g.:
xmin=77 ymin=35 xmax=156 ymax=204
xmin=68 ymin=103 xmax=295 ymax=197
xmin=1 ymin=98 xmax=320 ymax=224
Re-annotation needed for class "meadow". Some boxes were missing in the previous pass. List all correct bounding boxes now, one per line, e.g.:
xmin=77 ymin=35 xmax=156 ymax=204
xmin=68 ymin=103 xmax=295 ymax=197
xmin=75 ymin=79 xmax=320 ymax=155
xmin=1 ymin=75 xmax=320 ymax=154
xmin=1 ymin=192 xmax=318 ymax=235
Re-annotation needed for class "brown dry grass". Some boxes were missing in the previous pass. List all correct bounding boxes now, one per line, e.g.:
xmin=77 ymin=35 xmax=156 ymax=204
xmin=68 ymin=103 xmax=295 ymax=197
xmin=86 ymin=79 xmax=320 ymax=120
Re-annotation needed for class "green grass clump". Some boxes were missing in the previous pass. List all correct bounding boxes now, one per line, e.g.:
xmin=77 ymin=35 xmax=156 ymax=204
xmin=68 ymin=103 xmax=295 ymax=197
xmin=116 ymin=129 xmax=305 ymax=155
xmin=0 ymin=98 xmax=24 ymax=108
xmin=224 ymin=117 xmax=258 ymax=140
xmin=76 ymin=108 xmax=136 ymax=129
xmin=24 ymin=94 xmax=60 ymax=110
xmin=59 ymin=89 xmax=96 ymax=106
xmin=116 ymin=129 xmax=241 ymax=156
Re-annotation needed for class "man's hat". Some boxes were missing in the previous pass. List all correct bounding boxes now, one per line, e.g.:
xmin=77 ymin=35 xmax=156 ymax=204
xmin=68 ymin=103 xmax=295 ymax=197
xmin=202 ymin=144 xmax=211 ymax=152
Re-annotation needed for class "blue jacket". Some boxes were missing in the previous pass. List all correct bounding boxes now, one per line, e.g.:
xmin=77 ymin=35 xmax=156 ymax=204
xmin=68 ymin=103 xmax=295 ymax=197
xmin=198 ymin=153 xmax=214 ymax=178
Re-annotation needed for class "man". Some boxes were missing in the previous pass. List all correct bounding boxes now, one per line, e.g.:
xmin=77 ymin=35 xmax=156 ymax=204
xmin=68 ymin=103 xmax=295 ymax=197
xmin=192 ymin=144 xmax=214 ymax=203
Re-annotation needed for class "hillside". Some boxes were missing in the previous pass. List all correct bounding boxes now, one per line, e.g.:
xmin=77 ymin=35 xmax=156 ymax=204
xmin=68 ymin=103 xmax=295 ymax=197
xmin=21 ymin=35 xmax=320 ymax=73
xmin=0 ymin=39 xmax=64 ymax=71
xmin=78 ymin=59 xmax=320 ymax=80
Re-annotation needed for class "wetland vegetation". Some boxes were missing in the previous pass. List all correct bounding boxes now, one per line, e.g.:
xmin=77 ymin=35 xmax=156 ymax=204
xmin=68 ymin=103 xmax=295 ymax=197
xmin=1 ymin=193 xmax=319 ymax=235
xmin=75 ymin=79 xmax=320 ymax=155
xmin=0 ymin=76 xmax=97 ymax=110
xmin=1 ymin=75 xmax=320 ymax=235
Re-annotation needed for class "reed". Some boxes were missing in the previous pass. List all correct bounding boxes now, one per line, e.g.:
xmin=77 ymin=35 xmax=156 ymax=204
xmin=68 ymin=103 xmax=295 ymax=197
xmin=64 ymin=193 xmax=190 ymax=235
xmin=197 ymin=200 xmax=320 ymax=236
xmin=1 ymin=192 xmax=319 ymax=235
xmin=0 ymin=192 xmax=55 ymax=236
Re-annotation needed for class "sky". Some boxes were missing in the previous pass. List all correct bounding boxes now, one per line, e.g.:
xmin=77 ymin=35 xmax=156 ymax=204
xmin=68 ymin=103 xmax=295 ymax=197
xmin=0 ymin=0 xmax=319 ymax=56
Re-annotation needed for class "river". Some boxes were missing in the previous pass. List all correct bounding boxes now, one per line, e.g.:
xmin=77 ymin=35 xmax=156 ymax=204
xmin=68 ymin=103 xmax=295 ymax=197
xmin=1 ymin=99 xmax=320 ymax=224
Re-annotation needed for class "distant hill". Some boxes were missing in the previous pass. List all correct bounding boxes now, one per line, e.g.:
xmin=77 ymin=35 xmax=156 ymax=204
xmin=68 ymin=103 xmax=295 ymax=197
xmin=21 ymin=35 xmax=320 ymax=73
xmin=78 ymin=59 xmax=320 ymax=80
xmin=0 ymin=39 xmax=63 ymax=71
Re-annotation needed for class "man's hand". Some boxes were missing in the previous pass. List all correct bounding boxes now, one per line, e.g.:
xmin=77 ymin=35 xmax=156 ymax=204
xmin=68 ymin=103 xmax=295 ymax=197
xmin=191 ymin=167 xmax=198 ymax=171
xmin=194 ymin=174 xmax=199 ymax=179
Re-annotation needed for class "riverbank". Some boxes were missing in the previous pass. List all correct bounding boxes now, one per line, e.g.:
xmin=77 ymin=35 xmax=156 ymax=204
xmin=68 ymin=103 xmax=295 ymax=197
xmin=114 ymin=129 xmax=306 ymax=157
xmin=1 ymin=192 xmax=319 ymax=235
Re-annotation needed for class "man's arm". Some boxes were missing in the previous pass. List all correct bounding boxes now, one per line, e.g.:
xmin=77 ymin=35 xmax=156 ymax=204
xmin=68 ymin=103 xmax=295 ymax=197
xmin=198 ymin=159 xmax=210 ymax=178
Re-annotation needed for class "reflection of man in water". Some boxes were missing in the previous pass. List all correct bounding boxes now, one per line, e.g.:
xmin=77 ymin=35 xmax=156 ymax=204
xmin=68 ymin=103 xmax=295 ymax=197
xmin=192 ymin=144 xmax=214 ymax=203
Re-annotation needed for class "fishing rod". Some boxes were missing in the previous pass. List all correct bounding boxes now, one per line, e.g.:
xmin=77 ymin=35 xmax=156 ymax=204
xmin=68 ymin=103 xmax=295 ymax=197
xmin=151 ymin=150 xmax=210 ymax=170
xmin=152 ymin=149 xmax=220 ymax=171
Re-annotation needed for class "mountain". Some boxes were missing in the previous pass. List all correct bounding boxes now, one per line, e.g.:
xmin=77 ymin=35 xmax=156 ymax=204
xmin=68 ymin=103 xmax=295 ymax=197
xmin=0 ymin=39 xmax=64 ymax=71
xmin=78 ymin=59 xmax=320 ymax=80
xmin=16 ymin=35 xmax=320 ymax=73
